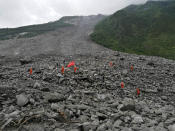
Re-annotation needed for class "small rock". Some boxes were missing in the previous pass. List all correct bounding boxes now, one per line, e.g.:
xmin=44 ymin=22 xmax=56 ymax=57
xmin=165 ymin=118 xmax=175 ymax=125
xmin=54 ymin=129 xmax=66 ymax=131
xmin=141 ymin=127 xmax=154 ymax=131
xmin=33 ymin=81 xmax=41 ymax=88
xmin=21 ymin=124 xmax=44 ymax=131
xmin=96 ymin=112 xmax=107 ymax=121
xmin=124 ymin=116 xmax=131 ymax=123
xmin=136 ymin=101 xmax=150 ymax=113
xmin=132 ymin=115 xmax=143 ymax=124
xmin=97 ymin=123 xmax=108 ymax=131
xmin=57 ymin=73 xmax=63 ymax=78
xmin=19 ymin=56 xmax=32 ymax=65
xmin=16 ymin=94 xmax=28 ymax=106
xmin=45 ymin=111 xmax=61 ymax=121
xmin=114 ymin=52 xmax=120 ymax=56
xmin=161 ymin=96 xmax=168 ymax=101
xmin=168 ymin=124 xmax=175 ymax=131
xmin=29 ymin=98 xmax=35 ymax=104
xmin=41 ymin=87 xmax=50 ymax=92
xmin=5 ymin=110 xmax=20 ymax=119
xmin=58 ymin=78 xmax=66 ymax=84
xmin=155 ymin=126 xmax=167 ymax=131
xmin=113 ymin=120 xmax=122 ymax=128
xmin=147 ymin=61 xmax=155 ymax=67
xmin=35 ymin=67 xmax=42 ymax=74
xmin=82 ymin=122 xmax=97 ymax=131
xmin=43 ymin=92 xmax=65 ymax=103
xmin=111 ymin=112 xmax=123 ymax=121
xmin=79 ymin=115 xmax=89 ymax=122
xmin=105 ymin=120 xmax=113 ymax=129
xmin=109 ymin=101 xmax=119 ymax=108
xmin=8 ymin=105 xmax=15 ymax=112
xmin=120 ymin=57 xmax=125 ymax=61
xmin=97 ymin=94 xmax=110 ymax=101
xmin=146 ymin=119 xmax=158 ymax=127
xmin=66 ymin=104 xmax=90 ymax=110
xmin=121 ymin=127 xmax=132 ymax=131
xmin=43 ymin=73 xmax=53 ymax=82
xmin=69 ymin=129 xmax=80 ymax=131
xmin=120 ymin=98 xmax=135 ymax=111
xmin=51 ymin=103 xmax=64 ymax=111
xmin=143 ymin=89 xmax=158 ymax=93
xmin=122 ymin=70 xmax=128 ymax=75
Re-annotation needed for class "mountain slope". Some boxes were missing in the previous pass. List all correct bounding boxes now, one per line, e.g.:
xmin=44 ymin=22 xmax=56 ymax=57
xmin=91 ymin=0 xmax=175 ymax=60
xmin=0 ymin=17 xmax=75 ymax=40
xmin=0 ymin=15 xmax=110 ymax=57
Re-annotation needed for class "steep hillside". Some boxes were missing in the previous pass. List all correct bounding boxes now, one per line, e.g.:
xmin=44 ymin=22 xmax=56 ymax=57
xmin=0 ymin=15 xmax=110 ymax=57
xmin=91 ymin=0 xmax=175 ymax=60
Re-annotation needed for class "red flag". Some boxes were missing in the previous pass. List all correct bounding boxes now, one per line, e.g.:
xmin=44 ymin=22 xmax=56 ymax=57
xmin=109 ymin=62 xmax=113 ymax=67
xmin=61 ymin=66 xmax=64 ymax=74
xmin=67 ymin=61 xmax=75 ymax=68
xmin=137 ymin=88 xmax=140 ymax=96
xmin=74 ymin=67 xmax=78 ymax=73
xmin=130 ymin=65 xmax=134 ymax=71
xmin=121 ymin=82 xmax=124 ymax=88
xmin=29 ymin=68 xmax=32 ymax=75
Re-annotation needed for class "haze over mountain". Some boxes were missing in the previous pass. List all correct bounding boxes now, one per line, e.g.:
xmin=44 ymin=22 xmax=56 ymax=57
xmin=0 ymin=0 xmax=147 ymax=28
xmin=91 ymin=0 xmax=175 ymax=60
xmin=0 ymin=15 xmax=111 ymax=57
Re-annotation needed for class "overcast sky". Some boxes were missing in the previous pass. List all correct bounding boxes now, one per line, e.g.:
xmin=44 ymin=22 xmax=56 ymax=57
xmin=0 ymin=0 xmax=148 ymax=28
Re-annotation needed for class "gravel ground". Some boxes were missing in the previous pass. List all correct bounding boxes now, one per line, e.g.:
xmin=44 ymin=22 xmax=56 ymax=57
xmin=0 ymin=52 xmax=174 ymax=131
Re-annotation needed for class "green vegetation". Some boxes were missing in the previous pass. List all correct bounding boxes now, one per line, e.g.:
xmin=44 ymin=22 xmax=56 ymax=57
xmin=0 ymin=16 xmax=74 ymax=40
xmin=91 ymin=0 xmax=175 ymax=60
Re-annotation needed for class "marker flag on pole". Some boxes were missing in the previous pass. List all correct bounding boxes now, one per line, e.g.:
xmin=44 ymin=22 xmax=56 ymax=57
xmin=121 ymin=82 xmax=124 ymax=88
xmin=131 ymin=65 xmax=134 ymax=71
xmin=74 ymin=67 xmax=77 ymax=73
xmin=67 ymin=61 xmax=75 ymax=68
xmin=29 ymin=68 xmax=32 ymax=75
xmin=61 ymin=66 xmax=64 ymax=74
xmin=136 ymin=88 xmax=140 ymax=96
xmin=109 ymin=62 xmax=113 ymax=67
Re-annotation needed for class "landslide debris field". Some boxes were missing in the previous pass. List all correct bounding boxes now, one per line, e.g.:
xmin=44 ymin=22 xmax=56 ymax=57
xmin=0 ymin=15 xmax=175 ymax=131
xmin=0 ymin=15 xmax=108 ymax=57
xmin=0 ymin=52 xmax=175 ymax=131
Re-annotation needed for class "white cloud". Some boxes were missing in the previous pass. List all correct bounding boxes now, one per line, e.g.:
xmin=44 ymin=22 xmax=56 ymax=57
xmin=0 ymin=0 xmax=147 ymax=28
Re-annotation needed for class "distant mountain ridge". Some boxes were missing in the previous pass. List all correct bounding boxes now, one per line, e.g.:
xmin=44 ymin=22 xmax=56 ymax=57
xmin=91 ymin=0 xmax=175 ymax=60
xmin=0 ymin=16 xmax=77 ymax=40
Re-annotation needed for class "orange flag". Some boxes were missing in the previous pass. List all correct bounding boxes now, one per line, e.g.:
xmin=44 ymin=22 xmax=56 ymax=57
xmin=130 ymin=65 xmax=134 ymax=71
xmin=137 ymin=88 xmax=140 ymax=96
xmin=61 ymin=66 xmax=64 ymax=74
xmin=74 ymin=67 xmax=78 ymax=73
xmin=29 ymin=68 xmax=32 ymax=75
xmin=121 ymin=82 xmax=124 ymax=88
xmin=109 ymin=62 xmax=113 ymax=67
xmin=67 ymin=61 xmax=75 ymax=68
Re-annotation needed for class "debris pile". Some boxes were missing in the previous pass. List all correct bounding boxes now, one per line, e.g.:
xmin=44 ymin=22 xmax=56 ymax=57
xmin=0 ymin=52 xmax=175 ymax=131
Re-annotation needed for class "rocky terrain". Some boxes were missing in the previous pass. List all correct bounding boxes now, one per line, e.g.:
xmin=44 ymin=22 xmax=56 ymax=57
xmin=0 ymin=15 xmax=175 ymax=131
xmin=0 ymin=51 xmax=175 ymax=131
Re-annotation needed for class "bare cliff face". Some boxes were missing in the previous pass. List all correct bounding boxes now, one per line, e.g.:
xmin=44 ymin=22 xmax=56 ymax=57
xmin=0 ymin=15 xmax=110 ymax=57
